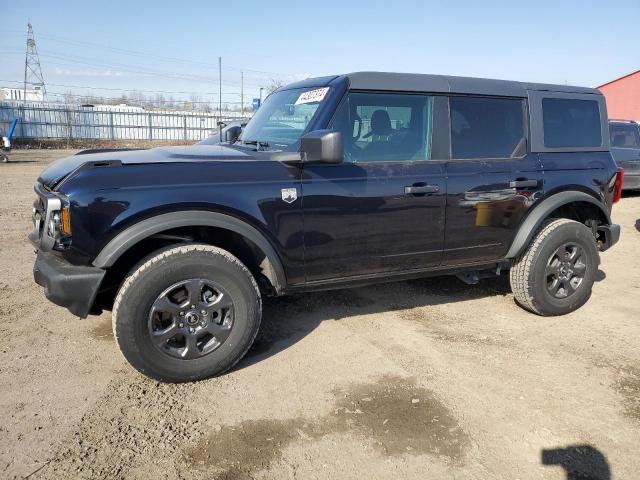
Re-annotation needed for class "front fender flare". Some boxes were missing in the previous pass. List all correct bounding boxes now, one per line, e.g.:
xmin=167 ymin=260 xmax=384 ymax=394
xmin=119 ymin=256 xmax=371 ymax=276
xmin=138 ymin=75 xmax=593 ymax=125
xmin=505 ymin=191 xmax=611 ymax=259
xmin=92 ymin=211 xmax=286 ymax=292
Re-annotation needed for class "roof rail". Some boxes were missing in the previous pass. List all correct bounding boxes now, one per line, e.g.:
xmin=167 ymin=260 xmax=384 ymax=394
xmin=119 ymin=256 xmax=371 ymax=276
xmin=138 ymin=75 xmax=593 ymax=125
xmin=608 ymin=119 xmax=638 ymax=124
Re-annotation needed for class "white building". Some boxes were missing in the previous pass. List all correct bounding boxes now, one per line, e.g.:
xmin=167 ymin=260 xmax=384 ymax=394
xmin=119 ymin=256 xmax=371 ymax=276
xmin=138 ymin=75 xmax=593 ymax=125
xmin=0 ymin=86 xmax=45 ymax=102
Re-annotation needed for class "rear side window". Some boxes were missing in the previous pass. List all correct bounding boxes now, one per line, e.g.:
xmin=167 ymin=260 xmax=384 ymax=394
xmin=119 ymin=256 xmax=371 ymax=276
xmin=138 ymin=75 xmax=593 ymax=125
xmin=542 ymin=98 xmax=601 ymax=148
xmin=450 ymin=96 xmax=525 ymax=159
xmin=609 ymin=123 xmax=640 ymax=148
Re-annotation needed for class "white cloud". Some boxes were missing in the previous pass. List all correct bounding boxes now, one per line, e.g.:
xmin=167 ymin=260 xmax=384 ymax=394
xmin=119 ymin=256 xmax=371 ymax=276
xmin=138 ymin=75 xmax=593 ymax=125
xmin=54 ymin=67 xmax=124 ymax=77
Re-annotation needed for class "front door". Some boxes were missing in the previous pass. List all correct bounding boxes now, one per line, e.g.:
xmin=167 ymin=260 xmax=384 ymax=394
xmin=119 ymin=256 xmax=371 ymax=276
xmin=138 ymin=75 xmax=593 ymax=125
xmin=301 ymin=91 xmax=447 ymax=283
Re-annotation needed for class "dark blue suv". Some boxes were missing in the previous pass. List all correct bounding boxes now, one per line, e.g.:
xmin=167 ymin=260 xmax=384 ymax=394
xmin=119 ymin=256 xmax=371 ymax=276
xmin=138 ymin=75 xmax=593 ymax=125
xmin=609 ymin=119 xmax=640 ymax=190
xmin=30 ymin=72 xmax=623 ymax=382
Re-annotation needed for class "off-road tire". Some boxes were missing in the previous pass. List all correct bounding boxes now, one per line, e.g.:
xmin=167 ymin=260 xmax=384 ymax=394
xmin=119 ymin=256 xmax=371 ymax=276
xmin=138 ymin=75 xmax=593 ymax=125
xmin=112 ymin=244 xmax=261 ymax=382
xmin=509 ymin=218 xmax=599 ymax=316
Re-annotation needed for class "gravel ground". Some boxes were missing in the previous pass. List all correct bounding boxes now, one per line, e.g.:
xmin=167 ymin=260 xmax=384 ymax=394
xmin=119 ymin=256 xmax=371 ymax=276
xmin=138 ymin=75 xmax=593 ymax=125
xmin=1 ymin=149 xmax=639 ymax=480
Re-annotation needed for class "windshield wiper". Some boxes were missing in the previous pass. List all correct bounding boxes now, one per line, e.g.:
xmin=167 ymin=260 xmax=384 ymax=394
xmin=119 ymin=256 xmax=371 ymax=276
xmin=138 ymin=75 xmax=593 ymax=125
xmin=240 ymin=139 xmax=271 ymax=150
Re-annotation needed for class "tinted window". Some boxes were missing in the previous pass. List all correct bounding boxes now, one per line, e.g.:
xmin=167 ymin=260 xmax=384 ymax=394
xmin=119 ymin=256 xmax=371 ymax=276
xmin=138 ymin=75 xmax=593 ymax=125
xmin=609 ymin=122 xmax=640 ymax=148
xmin=542 ymin=98 xmax=601 ymax=148
xmin=331 ymin=92 xmax=432 ymax=162
xmin=450 ymin=96 xmax=525 ymax=159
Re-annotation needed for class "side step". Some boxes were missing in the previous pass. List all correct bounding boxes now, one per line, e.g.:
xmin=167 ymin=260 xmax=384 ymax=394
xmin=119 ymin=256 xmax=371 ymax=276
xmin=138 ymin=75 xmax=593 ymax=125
xmin=455 ymin=265 xmax=509 ymax=285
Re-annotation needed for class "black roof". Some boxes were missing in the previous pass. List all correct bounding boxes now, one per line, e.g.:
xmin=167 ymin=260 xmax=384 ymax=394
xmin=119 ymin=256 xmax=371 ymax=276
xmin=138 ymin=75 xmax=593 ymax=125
xmin=280 ymin=71 xmax=601 ymax=97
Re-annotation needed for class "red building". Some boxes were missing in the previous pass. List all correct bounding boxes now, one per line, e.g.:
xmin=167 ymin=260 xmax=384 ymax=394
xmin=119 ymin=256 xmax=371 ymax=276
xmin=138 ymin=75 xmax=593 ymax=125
xmin=598 ymin=70 xmax=640 ymax=121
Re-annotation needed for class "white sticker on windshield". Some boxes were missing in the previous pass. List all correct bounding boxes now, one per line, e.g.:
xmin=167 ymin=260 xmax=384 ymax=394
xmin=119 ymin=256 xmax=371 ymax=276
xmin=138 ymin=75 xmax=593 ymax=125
xmin=294 ymin=87 xmax=329 ymax=105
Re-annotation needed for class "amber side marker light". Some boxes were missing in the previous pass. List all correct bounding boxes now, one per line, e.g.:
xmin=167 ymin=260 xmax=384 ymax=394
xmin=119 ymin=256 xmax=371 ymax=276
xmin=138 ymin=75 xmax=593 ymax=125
xmin=61 ymin=206 xmax=71 ymax=234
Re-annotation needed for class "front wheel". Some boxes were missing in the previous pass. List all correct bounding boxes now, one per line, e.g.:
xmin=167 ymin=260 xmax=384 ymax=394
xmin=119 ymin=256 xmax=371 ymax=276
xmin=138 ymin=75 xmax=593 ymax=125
xmin=112 ymin=244 xmax=261 ymax=382
xmin=510 ymin=218 xmax=599 ymax=316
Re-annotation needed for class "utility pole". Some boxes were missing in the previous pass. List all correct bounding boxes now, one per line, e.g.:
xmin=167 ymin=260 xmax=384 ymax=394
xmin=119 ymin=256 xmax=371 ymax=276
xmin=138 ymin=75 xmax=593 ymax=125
xmin=259 ymin=87 xmax=264 ymax=104
xmin=23 ymin=21 xmax=46 ymax=103
xmin=218 ymin=57 xmax=222 ymax=122
xmin=240 ymin=71 xmax=244 ymax=115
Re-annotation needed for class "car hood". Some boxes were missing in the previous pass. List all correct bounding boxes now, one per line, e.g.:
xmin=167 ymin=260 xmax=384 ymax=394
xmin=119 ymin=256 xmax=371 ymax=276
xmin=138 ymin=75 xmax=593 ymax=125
xmin=37 ymin=145 xmax=253 ymax=190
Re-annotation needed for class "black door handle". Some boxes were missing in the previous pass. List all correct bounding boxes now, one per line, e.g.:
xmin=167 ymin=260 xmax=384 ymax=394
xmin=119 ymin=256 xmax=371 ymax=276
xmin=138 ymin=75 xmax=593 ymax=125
xmin=404 ymin=184 xmax=439 ymax=195
xmin=509 ymin=179 xmax=539 ymax=188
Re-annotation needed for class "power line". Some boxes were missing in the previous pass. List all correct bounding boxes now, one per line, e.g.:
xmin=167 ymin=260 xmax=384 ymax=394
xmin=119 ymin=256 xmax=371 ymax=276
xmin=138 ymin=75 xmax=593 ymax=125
xmin=4 ymin=30 xmax=303 ymax=77
xmin=0 ymin=78 xmax=246 ymax=97
xmin=37 ymin=51 xmax=273 ymax=89
xmin=26 ymin=90 xmax=247 ymax=106
xmin=33 ymin=31 xmax=292 ymax=76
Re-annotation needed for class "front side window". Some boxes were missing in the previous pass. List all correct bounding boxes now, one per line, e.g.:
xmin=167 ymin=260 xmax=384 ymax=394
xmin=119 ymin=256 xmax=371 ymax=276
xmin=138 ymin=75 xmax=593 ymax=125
xmin=331 ymin=92 xmax=433 ymax=162
xmin=609 ymin=122 xmax=640 ymax=148
xmin=450 ymin=96 xmax=525 ymax=159
xmin=240 ymin=87 xmax=328 ymax=150
xmin=542 ymin=98 xmax=601 ymax=148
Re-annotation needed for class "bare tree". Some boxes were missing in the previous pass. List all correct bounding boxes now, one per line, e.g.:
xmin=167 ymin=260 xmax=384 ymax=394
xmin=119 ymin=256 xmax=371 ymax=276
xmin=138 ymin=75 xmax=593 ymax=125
xmin=186 ymin=94 xmax=203 ymax=111
xmin=63 ymin=90 xmax=76 ymax=105
xmin=265 ymin=79 xmax=285 ymax=95
xmin=151 ymin=93 xmax=165 ymax=109
xmin=127 ymin=90 xmax=147 ymax=108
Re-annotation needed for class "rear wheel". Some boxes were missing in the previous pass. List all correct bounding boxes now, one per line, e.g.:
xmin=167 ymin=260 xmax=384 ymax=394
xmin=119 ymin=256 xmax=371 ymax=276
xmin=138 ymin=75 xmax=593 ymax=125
xmin=113 ymin=244 xmax=261 ymax=382
xmin=510 ymin=218 xmax=599 ymax=316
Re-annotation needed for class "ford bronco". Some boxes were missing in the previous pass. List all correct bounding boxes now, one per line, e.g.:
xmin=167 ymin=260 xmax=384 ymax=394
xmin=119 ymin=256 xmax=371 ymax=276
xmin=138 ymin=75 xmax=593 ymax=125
xmin=30 ymin=72 xmax=623 ymax=382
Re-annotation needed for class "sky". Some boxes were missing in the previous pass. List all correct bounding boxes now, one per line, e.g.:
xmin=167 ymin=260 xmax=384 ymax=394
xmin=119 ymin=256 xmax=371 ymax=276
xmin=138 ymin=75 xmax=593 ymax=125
xmin=1 ymin=0 xmax=638 ymax=108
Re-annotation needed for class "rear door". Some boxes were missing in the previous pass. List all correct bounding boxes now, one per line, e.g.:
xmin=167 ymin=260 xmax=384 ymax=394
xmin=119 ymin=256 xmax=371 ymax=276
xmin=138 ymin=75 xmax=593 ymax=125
xmin=301 ymin=91 xmax=448 ymax=282
xmin=444 ymin=95 xmax=543 ymax=264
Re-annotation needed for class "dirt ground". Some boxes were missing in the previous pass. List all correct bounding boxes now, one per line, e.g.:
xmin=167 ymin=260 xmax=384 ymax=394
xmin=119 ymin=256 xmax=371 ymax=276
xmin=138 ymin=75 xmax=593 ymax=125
xmin=1 ymin=149 xmax=638 ymax=480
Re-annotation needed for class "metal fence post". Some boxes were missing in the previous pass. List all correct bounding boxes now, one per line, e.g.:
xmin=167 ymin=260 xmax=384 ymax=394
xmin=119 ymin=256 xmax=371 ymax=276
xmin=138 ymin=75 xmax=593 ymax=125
xmin=109 ymin=112 xmax=115 ymax=140
xmin=148 ymin=113 xmax=153 ymax=140
xmin=19 ymin=104 xmax=25 ymax=139
xmin=183 ymin=115 xmax=187 ymax=140
xmin=66 ymin=106 xmax=73 ymax=147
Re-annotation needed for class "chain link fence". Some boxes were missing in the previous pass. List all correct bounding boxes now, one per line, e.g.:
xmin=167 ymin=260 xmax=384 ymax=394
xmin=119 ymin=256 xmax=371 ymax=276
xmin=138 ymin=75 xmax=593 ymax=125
xmin=0 ymin=102 xmax=251 ymax=142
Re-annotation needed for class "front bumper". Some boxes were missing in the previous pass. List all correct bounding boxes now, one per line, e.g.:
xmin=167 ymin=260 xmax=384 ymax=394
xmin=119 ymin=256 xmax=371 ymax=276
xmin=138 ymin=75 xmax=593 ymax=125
xmin=598 ymin=224 xmax=620 ymax=252
xmin=33 ymin=251 xmax=105 ymax=318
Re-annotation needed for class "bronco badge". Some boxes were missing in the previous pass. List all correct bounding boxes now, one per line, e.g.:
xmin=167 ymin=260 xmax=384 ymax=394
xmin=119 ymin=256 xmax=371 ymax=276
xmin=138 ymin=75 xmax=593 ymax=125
xmin=281 ymin=188 xmax=297 ymax=203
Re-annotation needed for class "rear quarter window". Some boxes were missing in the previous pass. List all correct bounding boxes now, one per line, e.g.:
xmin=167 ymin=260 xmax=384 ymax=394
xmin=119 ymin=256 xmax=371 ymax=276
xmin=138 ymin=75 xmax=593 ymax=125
xmin=542 ymin=98 xmax=602 ymax=148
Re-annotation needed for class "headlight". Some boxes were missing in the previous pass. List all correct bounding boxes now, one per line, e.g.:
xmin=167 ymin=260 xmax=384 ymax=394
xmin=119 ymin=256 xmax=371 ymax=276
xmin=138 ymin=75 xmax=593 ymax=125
xmin=48 ymin=211 xmax=61 ymax=239
xmin=47 ymin=206 xmax=72 ymax=244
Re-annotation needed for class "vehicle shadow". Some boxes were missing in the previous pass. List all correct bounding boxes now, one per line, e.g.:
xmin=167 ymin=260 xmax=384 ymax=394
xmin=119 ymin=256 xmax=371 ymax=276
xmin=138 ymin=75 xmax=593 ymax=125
xmin=235 ymin=274 xmax=513 ymax=370
xmin=635 ymin=219 xmax=640 ymax=232
xmin=542 ymin=445 xmax=611 ymax=480
xmin=0 ymin=160 xmax=44 ymax=164
xmin=235 ymin=267 xmax=607 ymax=372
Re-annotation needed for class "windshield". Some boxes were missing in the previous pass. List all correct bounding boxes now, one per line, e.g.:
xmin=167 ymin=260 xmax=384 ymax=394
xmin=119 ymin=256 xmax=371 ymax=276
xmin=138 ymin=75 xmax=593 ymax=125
xmin=239 ymin=87 xmax=329 ymax=150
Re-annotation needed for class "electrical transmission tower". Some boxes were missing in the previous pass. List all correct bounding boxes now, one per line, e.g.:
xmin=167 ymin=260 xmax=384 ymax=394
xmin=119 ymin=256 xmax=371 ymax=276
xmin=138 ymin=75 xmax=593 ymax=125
xmin=23 ymin=21 xmax=46 ymax=102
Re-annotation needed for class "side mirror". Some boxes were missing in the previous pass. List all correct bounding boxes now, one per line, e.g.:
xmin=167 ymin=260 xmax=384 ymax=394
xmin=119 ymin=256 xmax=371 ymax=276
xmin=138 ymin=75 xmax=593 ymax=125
xmin=225 ymin=125 xmax=242 ymax=143
xmin=300 ymin=130 xmax=343 ymax=164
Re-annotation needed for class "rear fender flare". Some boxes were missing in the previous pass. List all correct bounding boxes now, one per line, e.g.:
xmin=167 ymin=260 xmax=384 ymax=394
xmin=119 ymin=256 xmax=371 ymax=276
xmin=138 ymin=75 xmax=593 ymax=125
xmin=505 ymin=191 xmax=611 ymax=259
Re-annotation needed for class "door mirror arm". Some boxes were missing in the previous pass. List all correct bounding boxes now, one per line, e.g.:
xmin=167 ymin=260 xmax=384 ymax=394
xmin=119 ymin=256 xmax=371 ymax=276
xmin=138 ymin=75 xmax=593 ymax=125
xmin=225 ymin=125 xmax=242 ymax=143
